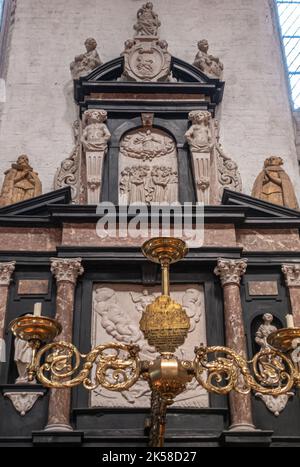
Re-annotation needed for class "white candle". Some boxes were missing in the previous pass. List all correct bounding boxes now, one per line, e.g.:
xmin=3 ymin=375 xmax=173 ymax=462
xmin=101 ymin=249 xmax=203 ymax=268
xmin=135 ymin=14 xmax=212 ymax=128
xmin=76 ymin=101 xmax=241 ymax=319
xmin=33 ymin=302 xmax=42 ymax=317
xmin=286 ymin=314 xmax=295 ymax=328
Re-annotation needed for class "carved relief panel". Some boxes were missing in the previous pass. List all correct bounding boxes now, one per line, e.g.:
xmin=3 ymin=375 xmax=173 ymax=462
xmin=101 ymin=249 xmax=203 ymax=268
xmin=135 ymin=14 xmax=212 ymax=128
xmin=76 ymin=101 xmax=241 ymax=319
xmin=119 ymin=128 xmax=179 ymax=204
xmin=91 ymin=284 xmax=208 ymax=408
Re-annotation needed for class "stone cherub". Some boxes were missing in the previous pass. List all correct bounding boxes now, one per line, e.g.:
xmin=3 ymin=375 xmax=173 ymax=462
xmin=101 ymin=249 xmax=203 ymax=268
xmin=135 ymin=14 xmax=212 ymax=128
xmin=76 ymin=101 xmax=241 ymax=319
xmin=185 ymin=110 xmax=213 ymax=153
xmin=81 ymin=109 xmax=111 ymax=152
xmin=193 ymin=39 xmax=224 ymax=79
xmin=70 ymin=37 xmax=102 ymax=80
xmin=134 ymin=2 xmax=161 ymax=36
xmin=0 ymin=155 xmax=42 ymax=207
xmin=251 ymin=156 xmax=299 ymax=210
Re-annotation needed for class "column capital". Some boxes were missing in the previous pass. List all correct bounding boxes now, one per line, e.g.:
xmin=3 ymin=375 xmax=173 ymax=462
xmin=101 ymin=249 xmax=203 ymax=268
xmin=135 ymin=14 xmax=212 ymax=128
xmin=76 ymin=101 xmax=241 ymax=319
xmin=282 ymin=263 xmax=300 ymax=287
xmin=0 ymin=261 xmax=16 ymax=286
xmin=50 ymin=258 xmax=83 ymax=284
xmin=214 ymin=258 xmax=247 ymax=287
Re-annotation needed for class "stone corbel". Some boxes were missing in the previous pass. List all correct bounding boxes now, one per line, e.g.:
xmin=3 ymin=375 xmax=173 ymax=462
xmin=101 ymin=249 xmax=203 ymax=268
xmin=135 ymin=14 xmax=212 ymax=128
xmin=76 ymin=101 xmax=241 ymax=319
xmin=4 ymin=391 xmax=44 ymax=416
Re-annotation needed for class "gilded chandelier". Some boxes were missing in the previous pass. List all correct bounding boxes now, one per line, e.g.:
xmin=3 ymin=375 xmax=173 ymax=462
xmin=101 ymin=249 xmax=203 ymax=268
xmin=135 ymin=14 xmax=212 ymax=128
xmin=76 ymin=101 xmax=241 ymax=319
xmin=9 ymin=238 xmax=300 ymax=447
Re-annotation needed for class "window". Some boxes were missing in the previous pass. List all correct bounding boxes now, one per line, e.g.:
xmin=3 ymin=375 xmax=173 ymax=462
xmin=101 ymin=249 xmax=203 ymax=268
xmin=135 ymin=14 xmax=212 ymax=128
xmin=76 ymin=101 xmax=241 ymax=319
xmin=0 ymin=1 xmax=4 ymax=26
xmin=276 ymin=1 xmax=300 ymax=109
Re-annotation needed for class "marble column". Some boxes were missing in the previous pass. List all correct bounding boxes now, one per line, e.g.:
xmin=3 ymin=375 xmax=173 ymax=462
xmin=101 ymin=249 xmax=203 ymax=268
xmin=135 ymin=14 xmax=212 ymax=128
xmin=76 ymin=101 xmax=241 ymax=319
xmin=214 ymin=258 xmax=255 ymax=431
xmin=282 ymin=264 xmax=300 ymax=326
xmin=0 ymin=262 xmax=16 ymax=362
xmin=44 ymin=258 xmax=83 ymax=432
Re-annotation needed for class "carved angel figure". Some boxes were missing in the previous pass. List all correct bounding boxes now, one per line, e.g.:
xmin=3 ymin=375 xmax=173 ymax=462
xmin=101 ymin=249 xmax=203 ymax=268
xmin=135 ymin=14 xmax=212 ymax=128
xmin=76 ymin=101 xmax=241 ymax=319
xmin=70 ymin=38 xmax=102 ymax=80
xmin=134 ymin=2 xmax=161 ymax=36
xmin=130 ymin=289 xmax=156 ymax=313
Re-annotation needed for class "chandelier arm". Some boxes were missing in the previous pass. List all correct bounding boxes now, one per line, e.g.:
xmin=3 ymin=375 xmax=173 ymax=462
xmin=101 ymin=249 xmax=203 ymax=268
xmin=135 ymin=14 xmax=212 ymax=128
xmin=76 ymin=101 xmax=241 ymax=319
xmin=35 ymin=341 xmax=142 ymax=390
xmin=193 ymin=345 xmax=296 ymax=396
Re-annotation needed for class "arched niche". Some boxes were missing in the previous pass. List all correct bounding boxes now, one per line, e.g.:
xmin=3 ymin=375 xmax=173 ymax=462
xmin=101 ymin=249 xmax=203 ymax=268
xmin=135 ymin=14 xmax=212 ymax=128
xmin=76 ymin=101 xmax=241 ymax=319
xmin=118 ymin=126 xmax=179 ymax=205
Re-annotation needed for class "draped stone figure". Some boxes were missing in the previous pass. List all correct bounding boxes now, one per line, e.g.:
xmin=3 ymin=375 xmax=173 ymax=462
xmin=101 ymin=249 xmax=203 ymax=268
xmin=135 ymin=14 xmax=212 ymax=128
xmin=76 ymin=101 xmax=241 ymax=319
xmin=251 ymin=156 xmax=299 ymax=210
xmin=134 ymin=2 xmax=161 ymax=36
xmin=185 ymin=111 xmax=213 ymax=204
xmin=70 ymin=38 xmax=102 ymax=80
xmin=81 ymin=109 xmax=111 ymax=204
xmin=0 ymin=155 xmax=42 ymax=207
xmin=193 ymin=39 xmax=224 ymax=79
xmin=14 ymin=336 xmax=34 ymax=384
xmin=254 ymin=313 xmax=293 ymax=416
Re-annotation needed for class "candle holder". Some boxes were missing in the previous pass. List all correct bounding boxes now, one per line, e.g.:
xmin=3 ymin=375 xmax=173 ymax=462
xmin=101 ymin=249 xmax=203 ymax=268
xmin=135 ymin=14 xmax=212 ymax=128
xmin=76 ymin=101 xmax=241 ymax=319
xmin=8 ymin=238 xmax=300 ymax=447
xmin=9 ymin=315 xmax=62 ymax=381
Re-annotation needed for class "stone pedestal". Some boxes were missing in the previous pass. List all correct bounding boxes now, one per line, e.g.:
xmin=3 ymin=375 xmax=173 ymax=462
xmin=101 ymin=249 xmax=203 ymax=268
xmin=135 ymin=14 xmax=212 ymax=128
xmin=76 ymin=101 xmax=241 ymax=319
xmin=191 ymin=151 xmax=211 ymax=204
xmin=214 ymin=258 xmax=255 ymax=431
xmin=44 ymin=258 xmax=83 ymax=432
xmin=0 ymin=262 xmax=16 ymax=361
xmin=282 ymin=264 xmax=300 ymax=326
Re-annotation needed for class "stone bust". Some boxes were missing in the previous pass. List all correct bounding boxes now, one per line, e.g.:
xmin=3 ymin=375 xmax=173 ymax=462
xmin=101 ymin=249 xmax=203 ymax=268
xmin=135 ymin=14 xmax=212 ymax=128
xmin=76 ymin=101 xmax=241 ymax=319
xmin=0 ymin=155 xmax=42 ymax=206
xmin=193 ymin=39 xmax=224 ymax=79
xmin=81 ymin=109 xmax=111 ymax=152
xmin=70 ymin=37 xmax=102 ymax=80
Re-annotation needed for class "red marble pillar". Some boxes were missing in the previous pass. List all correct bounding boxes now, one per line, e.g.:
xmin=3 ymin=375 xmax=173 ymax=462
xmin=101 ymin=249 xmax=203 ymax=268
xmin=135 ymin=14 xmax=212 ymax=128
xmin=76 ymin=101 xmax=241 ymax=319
xmin=214 ymin=258 xmax=255 ymax=431
xmin=44 ymin=258 xmax=83 ymax=432
xmin=0 ymin=262 xmax=16 ymax=361
xmin=282 ymin=264 xmax=300 ymax=327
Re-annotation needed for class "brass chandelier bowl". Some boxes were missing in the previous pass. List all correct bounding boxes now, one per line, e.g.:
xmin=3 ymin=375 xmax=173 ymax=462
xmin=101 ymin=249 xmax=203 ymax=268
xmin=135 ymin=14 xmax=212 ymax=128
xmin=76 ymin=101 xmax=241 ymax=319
xmin=9 ymin=237 xmax=300 ymax=447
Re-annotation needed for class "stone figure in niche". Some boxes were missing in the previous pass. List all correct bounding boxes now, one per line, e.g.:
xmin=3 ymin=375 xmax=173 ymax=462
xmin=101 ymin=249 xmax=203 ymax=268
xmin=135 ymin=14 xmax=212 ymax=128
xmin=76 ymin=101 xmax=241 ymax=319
xmin=70 ymin=38 xmax=102 ymax=80
xmin=185 ymin=111 xmax=213 ymax=204
xmin=0 ymin=155 xmax=42 ymax=207
xmin=14 ymin=336 xmax=34 ymax=384
xmin=94 ymin=287 xmax=142 ymax=343
xmin=134 ymin=2 xmax=161 ymax=36
xmin=54 ymin=120 xmax=81 ymax=203
xmin=254 ymin=313 xmax=293 ymax=416
xmin=193 ymin=39 xmax=224 ymax=79
xmin=81 ymin=109 xmax=111 ymax=204
xmin=251 ymin=156 xmax=299 ymax=210
xmin=151 ymin=166 xmax=172 ymax=202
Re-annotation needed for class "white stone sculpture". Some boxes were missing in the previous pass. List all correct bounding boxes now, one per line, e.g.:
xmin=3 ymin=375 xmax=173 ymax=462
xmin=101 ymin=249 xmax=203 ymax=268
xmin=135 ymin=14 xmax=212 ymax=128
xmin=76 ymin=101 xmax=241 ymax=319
xmin=70 ymin=38 xmax=102 ymax=80
xmin=91 ymin=284 xmax=208 ymax=409
xmin=255 ymin=313 xmax=293 ymax=416
xmin=193 ymin=39 xmax=224 ymax=79
xmin=54 ymin=120 xmax=81 ymax=203
xmin=81 ymin=109 xmax=111 ymax=204
xmin=14 ymin=336 xmax=35 ymax=384
xmin=185 ymin=110 xmax=213 ymax=204
xmin=120 ymin=128 xmax=175 ymax=161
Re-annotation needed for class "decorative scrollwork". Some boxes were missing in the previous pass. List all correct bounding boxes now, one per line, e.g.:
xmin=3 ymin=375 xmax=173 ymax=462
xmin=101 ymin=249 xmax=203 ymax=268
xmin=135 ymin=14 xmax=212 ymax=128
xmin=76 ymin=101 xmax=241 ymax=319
xmin=193 ymin=345 xmax=295 ymax=396
xmin=35 ymin=341 xmax=141 ymax=391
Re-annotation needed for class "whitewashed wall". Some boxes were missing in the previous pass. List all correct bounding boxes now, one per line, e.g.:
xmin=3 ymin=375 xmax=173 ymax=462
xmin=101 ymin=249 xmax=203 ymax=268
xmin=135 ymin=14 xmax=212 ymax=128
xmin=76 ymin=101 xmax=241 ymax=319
xmin=0 ymin=0 xmax=298 ymax=200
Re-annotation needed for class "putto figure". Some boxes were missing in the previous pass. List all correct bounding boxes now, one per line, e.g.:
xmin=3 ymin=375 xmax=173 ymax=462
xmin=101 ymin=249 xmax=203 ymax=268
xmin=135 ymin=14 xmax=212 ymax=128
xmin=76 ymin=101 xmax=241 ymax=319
xmin=251 ymin=156 xmax=299 ymax=210
xmin=134 ymin=2 xmax=161 ymax=36
xmin=193 ymin=39 xmax=224 ymax=79
xmin=0 ymin=155 xmax=42 ymax=206
xmin=70 ymin=38 xmax=102 ymax=80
